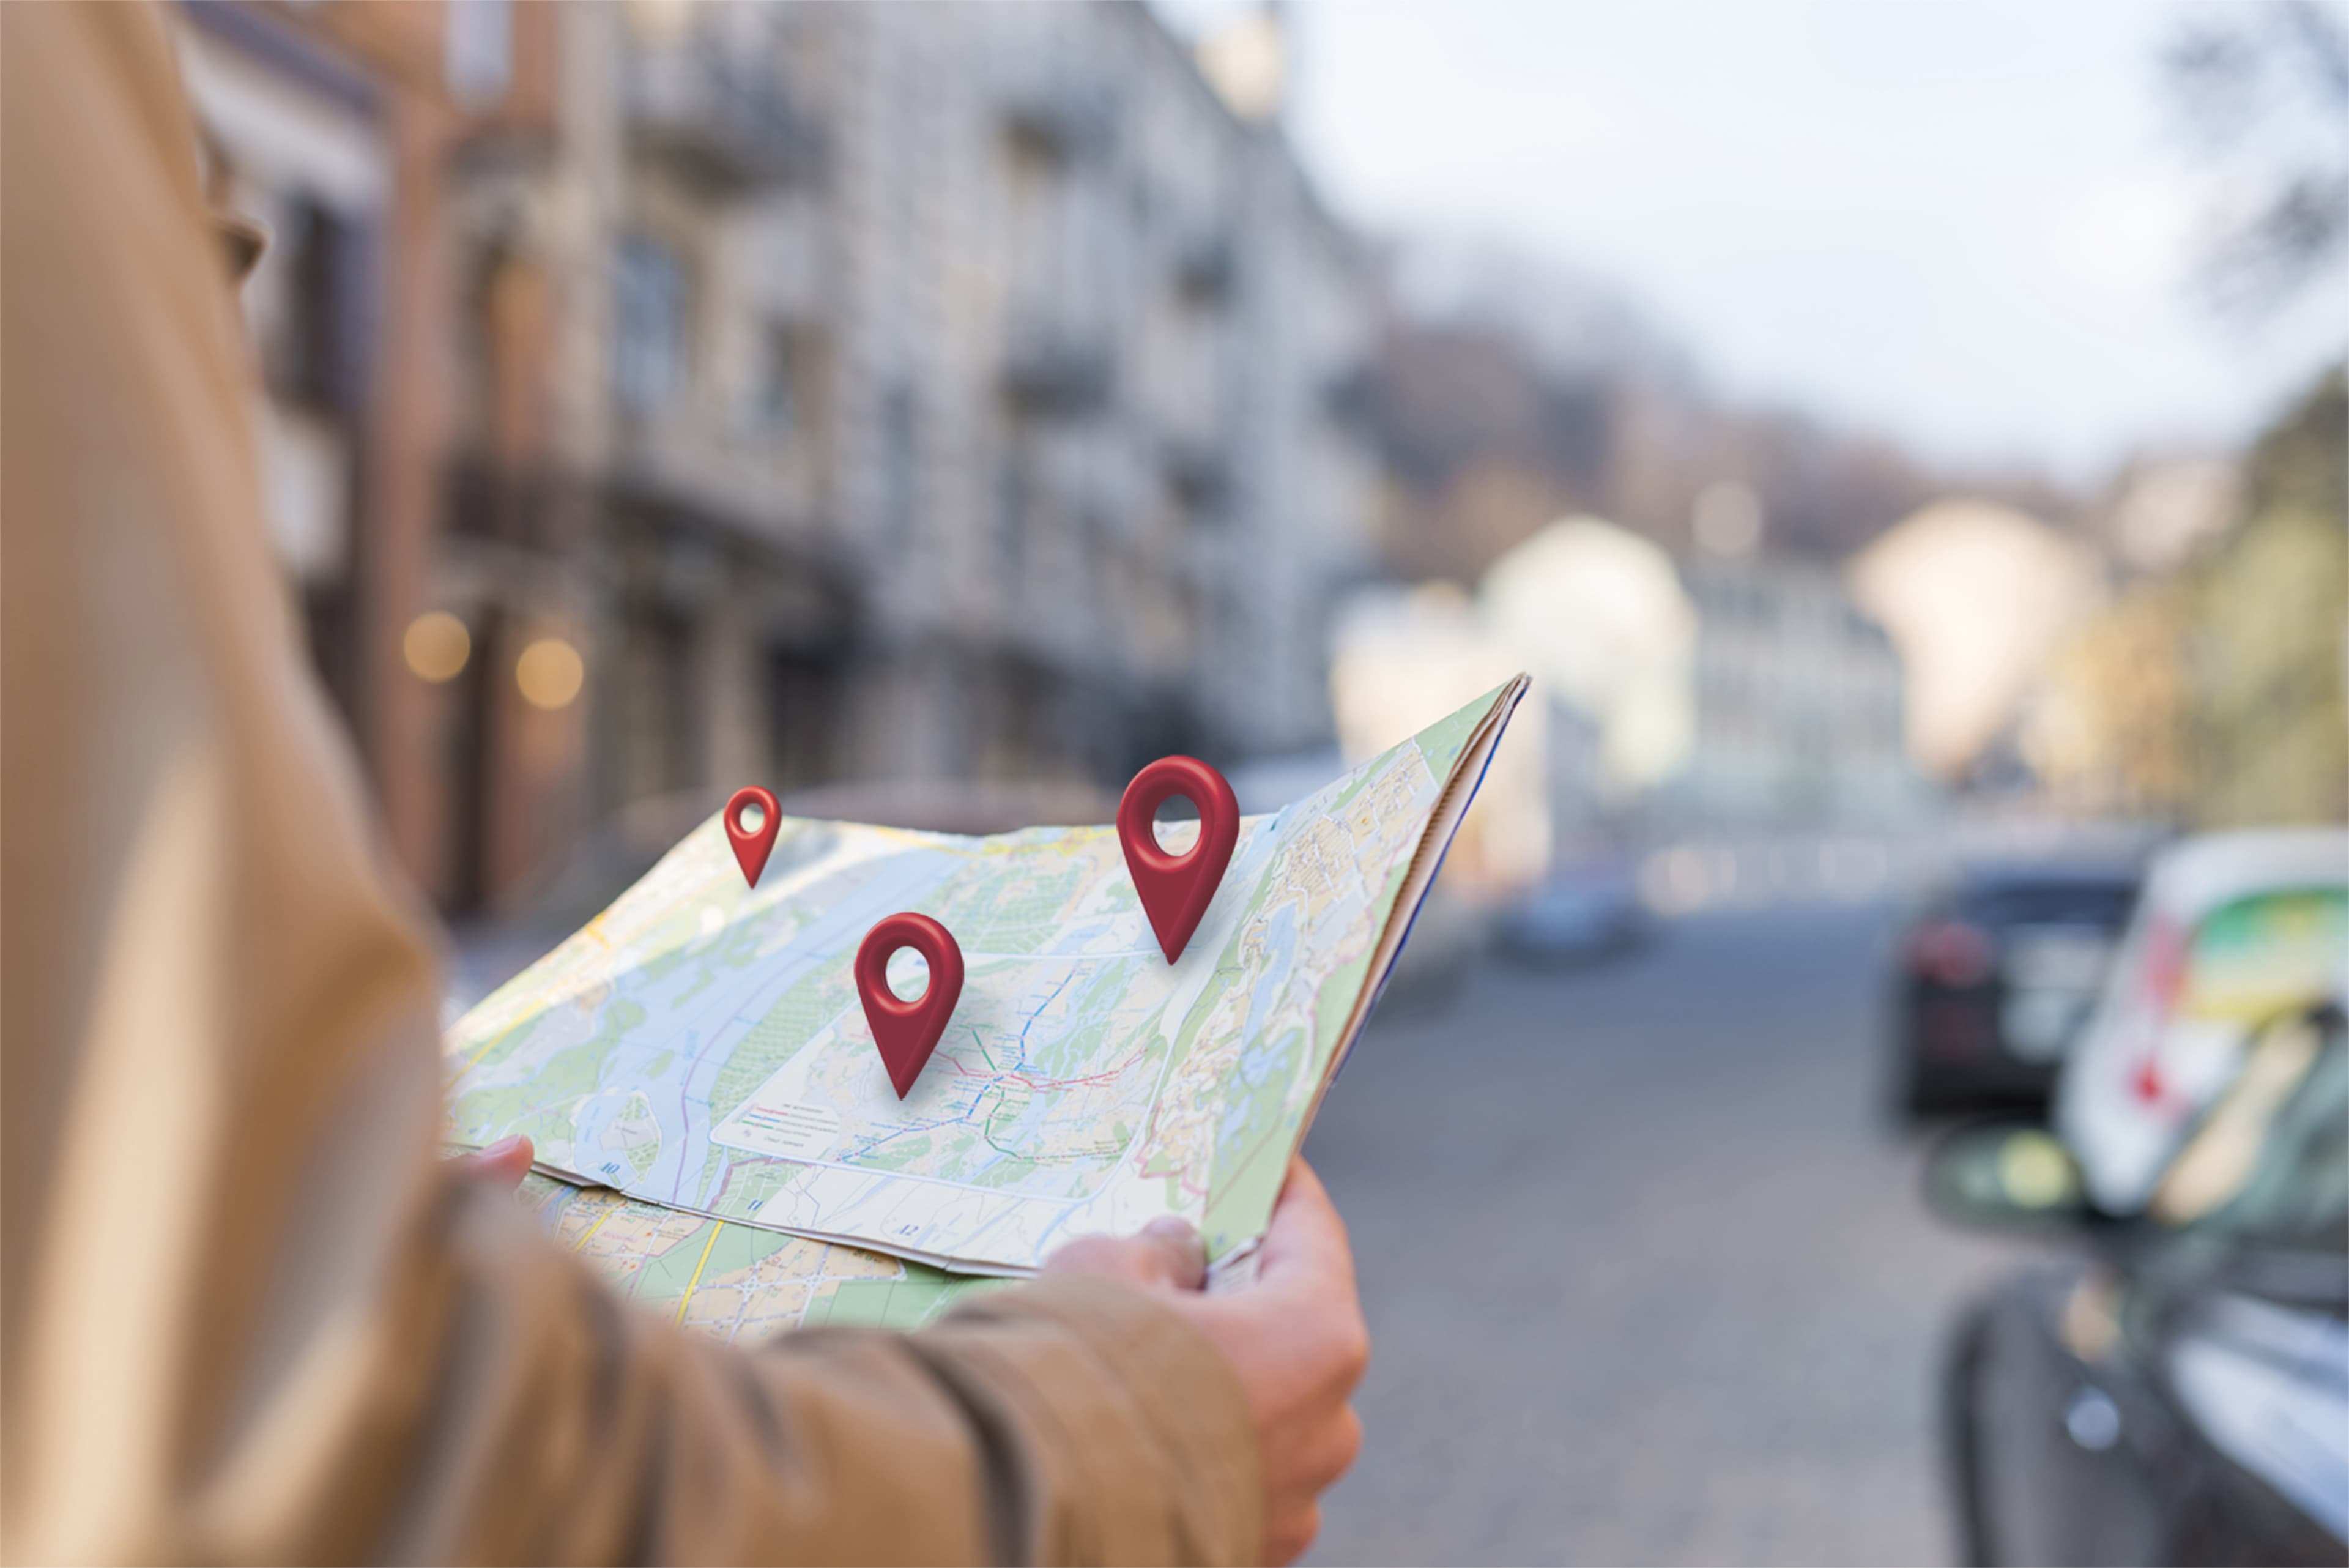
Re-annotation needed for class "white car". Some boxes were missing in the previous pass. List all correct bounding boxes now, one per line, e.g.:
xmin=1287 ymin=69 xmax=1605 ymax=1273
xmin=2057 ymin=828 xmax=2348 ymax=1214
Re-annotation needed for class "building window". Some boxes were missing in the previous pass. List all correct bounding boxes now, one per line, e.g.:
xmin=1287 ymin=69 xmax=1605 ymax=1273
xmin=756 ymin=321 xmax=798 ymax=436
xmin=1076 ymin=513 xmax=1105 ymax=625
xmin=879 ymin=385 xmax=918 ymax=545
xmin=445 ymin=0 xmax=513 ymax=107
xmin=269 ymin=196 xmax=351 ymax=414
xmin=614 ymin=235 xmax=688 ymax=415
xmin=765 ymin=645 xmax=842 ymax=792
xmin=618 ymin=607 xmax=696 ymax=800
xmin=996 ymin=447 xmax=1028 ymax=592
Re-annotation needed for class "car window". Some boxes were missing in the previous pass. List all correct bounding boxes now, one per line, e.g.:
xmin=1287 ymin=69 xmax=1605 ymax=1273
xmin=1961 ymin=881 xmax=2137 ymax=927
xmin=2153 ymin=1014 xmax=2348 ymax=1252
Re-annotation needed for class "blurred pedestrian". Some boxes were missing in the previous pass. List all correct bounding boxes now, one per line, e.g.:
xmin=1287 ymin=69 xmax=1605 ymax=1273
xmin=0 ymin=6 xmax=1364 ymax=1562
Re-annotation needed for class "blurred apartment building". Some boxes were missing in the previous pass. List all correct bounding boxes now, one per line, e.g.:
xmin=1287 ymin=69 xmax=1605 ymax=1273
xmin=1476 ymin=511 xmax=1914 ymax=836
xmin=182 ymin=0 xmax=1378 ymax=911
xmin=1671 ymin=551 xmax=1910 ymax=825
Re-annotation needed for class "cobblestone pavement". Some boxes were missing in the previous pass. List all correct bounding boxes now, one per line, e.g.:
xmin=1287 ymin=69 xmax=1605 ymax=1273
xmin=1302 ymin=902 xmax=2030 ymax=1566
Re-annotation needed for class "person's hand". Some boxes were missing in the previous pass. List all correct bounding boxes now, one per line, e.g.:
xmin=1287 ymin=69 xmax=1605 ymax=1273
xmin=1044 ymin=1159 xmax=1368 ymax=1565
xmin=450 ymin=1134 xmax=535 ymax=1192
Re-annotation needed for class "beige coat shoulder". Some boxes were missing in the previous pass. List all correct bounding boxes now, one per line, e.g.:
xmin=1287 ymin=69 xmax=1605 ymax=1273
xmin=0 ymin=6 xmax=1258 ymax=1561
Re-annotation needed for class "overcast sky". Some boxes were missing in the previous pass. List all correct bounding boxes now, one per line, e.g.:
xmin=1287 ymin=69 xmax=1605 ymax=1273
xmin=1162 ymin=0 xmax=2346 ymax=486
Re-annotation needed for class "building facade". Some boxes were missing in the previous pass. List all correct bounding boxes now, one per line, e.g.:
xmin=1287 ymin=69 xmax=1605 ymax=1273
xmin=478 ymin=0 xmax=1376 ymax=904
xmin=1669 ymin=552 xmax=1914 ymax=826
xmin=194 ymin=0 xmax=1379 ymax=911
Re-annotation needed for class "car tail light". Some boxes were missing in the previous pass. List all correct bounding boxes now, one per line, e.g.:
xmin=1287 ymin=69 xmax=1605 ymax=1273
xmin=1908 ymin=920 xmax=1997 ymax=987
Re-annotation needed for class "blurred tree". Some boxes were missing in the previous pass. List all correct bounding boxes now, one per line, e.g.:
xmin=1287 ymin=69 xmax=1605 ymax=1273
xmin=2019 ymin=577 xmax=2195 ymax=820
xmin=1368 ymin=295 xmax=2077 ymax=580
xmin=2188 ymin=366 xmax=2348 ymax=827
xmin=2165 ymin=1 xmax=2349 ymax=319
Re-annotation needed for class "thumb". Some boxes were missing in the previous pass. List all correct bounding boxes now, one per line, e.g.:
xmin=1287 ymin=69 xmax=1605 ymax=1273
xmin=1042 ymin=1217 xmax=1207 ymax=1292
xmin=451 ymin=1134 xmax=536 ymax=1193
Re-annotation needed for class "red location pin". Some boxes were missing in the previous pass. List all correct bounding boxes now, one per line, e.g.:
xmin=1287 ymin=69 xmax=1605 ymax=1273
xmin=725 ymin=786 xmax=781 ymax=888
xmin=856 ymin=913 xmax=965 ymax=1098
xmin=1117 ymin=756 xmax=1239 ymax=964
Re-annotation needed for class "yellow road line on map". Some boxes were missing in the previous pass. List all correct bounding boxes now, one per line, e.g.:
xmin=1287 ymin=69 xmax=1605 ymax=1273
xmin=674 ymin=1222 xmax=724 ymax=1325
xmin=462 ymin=1024 xmax=518 ymax=1071
xmin=570 ymin=1206 xmax=621 ymax=1253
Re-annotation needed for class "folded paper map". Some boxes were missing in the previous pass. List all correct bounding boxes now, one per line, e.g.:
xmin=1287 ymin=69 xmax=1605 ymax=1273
xmin=449 ymin=677 xmax=1527 ymax=1277
xmin=517 ymin=1172 xmax=1003 ymax=1339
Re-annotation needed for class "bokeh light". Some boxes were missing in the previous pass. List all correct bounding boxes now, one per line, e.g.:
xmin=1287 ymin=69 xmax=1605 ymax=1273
xmin=402 ymin=611 xmax=470 ymax=683
xmin=515 ymin=637 xmax=584 ymax=710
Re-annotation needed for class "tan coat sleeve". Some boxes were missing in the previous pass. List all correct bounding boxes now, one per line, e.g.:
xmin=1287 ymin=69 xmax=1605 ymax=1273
xmin=0 ymin=6 xmax=1261 ymax=1562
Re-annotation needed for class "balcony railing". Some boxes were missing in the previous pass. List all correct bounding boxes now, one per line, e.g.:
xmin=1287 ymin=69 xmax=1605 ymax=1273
xmin=1000 ymin=324 xmax=1114 ymax=418
xmin=1162 ymin=438 xmax=1229 ymax=511
xmin=625 ymin=42 xmax=823 ymax=192
xmin=605 ymin=407 xmax=823 ymax=549
xmin=443 ymin=453 xmax=572 ymax=554
xmin=1001 ymin=78 xmax=1118 ymax=162
xmin=1174 ymin=234 xmax=1234 ymax=304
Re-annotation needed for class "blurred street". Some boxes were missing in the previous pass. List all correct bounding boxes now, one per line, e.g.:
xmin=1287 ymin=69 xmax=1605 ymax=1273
xmin=1305 ymin=904 xmax=2026 ymax=1566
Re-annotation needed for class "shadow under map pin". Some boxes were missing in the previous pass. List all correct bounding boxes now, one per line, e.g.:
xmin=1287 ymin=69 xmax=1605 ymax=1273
xmin=725 ymin=786 xmax=781 ymax=888
xmin=1118 ymin=756 xmax=1239 ymax=964
xmin=856 ymin=913 xmax=965 ymax=1099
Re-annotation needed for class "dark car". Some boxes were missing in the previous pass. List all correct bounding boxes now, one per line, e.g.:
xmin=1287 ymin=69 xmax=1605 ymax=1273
xmin=1928 ymin=1003 xmax=2348 ymax=1566
xmin=1892 ymin=862 xmax=2142 ymax=1120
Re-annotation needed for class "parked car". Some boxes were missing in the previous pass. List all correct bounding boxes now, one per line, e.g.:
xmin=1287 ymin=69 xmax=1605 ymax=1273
xmin=1891 ymin=859 xmax=2143 ymax=1120
xmin=1930 ymin=1000 xmax=2348 ymax=1566
xmin=1493 ymin=858 xmax=1649 ymax=965
xmin=2058 ymin=828 xmax=2348 ymax=1215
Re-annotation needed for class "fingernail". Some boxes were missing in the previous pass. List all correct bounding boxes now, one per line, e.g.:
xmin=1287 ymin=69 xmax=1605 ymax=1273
xmin=1144 ymin=1220 xmax=1201 ymax=1256
xmin=1144 ymin=1217 xmax=1206 ymax=1268
xmin=482 ymin=1135 xmax=526 ymax=1159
